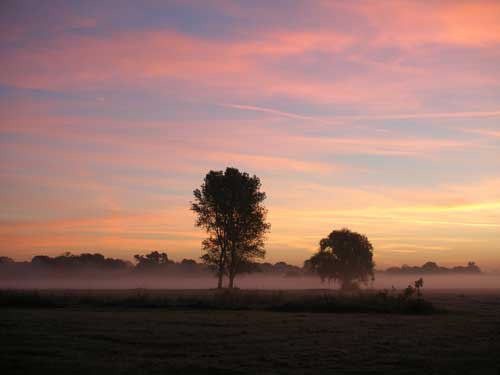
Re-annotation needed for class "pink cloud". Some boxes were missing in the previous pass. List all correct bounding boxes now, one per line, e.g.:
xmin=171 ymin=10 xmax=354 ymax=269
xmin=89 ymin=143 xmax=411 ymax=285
xmin=2 ymin=7 xmax=498 ymax=112
xmin=351 ymin=0 xmax=500 ymax=47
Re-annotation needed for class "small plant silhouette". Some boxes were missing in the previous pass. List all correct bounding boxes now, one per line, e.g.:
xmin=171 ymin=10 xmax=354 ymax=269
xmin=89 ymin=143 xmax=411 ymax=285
xmin=414 ymin=278 xmax=424 ymax=298
xmin=403 ymin=284 xmax=416 ymax=299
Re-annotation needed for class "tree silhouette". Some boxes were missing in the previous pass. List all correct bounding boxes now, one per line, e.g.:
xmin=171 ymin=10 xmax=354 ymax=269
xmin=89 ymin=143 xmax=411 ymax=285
xmin=304 ymin=250 xmax=338 ymax=286
xmin=0 ymin=256 xmax=14 ymax=264
xmin=307 ymin=228 xmax=375 ymax=290
xmin=31 ymin=252 xmax=130 ymax=271
xmin=191 ymin=167 xmax=270 ymax=288
xmin=134 ymin=251 xmax=172 ymax=271
xmin=421 ymin=261 xmax=439 ymax=273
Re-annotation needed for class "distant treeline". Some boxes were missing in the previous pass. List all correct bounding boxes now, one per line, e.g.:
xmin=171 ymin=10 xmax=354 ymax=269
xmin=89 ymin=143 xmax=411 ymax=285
xmin=0 ymin=252 xmax=303 ymax=278
xmin=0 ymin=252 xmax=481 ymax=279
xmin=382 ymin=261 xmax=481 ymax=275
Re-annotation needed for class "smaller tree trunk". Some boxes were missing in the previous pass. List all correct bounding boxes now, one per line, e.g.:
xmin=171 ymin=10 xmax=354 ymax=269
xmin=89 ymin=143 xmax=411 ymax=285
xmin=217 ymin=271 xmax=223 ymax=289
xmin=228 ymin=272 xmax=235 ymax=289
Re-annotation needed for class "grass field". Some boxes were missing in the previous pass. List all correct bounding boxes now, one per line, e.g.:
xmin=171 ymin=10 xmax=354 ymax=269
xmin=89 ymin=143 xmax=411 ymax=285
xmin=1 ymin=290 xmax=499 ymax=374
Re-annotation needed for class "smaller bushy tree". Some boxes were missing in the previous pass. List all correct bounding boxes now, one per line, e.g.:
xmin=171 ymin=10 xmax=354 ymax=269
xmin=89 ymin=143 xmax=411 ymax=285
xmin=307 ymin=228 xmax=375 ymax=290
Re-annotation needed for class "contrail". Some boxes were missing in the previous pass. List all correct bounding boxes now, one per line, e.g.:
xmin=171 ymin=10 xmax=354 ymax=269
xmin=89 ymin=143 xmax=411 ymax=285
xmin=347 ymin=111 xmax=500 ymax=121
xmin=219 ymin=103 xmax=342 ymax=125
xmin=222 ymin=103 xmax=500 ymax=122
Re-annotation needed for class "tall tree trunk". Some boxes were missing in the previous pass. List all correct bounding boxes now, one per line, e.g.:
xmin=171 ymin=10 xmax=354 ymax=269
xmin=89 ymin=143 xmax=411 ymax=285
xmin=227 ymin=244 xmax=237 ymax=289
xmin=217 ymin=249 xmax=226 ymax=289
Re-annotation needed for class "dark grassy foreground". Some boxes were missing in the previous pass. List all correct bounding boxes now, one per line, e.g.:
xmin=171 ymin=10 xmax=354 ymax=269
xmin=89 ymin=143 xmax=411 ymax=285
xmin=1 ymin=290 xmax=499 ymax=375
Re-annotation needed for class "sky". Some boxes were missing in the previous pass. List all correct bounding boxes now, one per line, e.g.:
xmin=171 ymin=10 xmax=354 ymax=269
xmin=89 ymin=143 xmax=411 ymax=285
xmin=0 ymin=0 xmax=499 ymax=270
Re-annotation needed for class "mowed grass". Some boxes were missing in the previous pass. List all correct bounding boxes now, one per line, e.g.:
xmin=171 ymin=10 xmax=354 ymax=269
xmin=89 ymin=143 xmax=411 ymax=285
xmin=0 ymin=290 xmax=499 ymax=375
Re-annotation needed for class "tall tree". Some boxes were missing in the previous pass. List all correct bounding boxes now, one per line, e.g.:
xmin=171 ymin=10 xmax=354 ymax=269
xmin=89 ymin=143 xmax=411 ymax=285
xmin=191 ymin=167 xmax=270 ymax=288
xmin=307 ymin=228 xmax=375 ymax=290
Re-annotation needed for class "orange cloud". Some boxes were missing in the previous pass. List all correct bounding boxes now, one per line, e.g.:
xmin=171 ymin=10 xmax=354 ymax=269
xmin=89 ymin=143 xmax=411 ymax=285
xmin=352 ymin=0 xmax=500 ymax=47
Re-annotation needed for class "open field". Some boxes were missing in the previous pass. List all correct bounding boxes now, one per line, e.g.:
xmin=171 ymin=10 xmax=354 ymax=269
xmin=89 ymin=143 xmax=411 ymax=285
xmin=1 ymin=290 xmax=499 ymax=375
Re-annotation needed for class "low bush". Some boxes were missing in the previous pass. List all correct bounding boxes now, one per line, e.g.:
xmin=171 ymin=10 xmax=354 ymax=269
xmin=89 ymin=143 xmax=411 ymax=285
xmin=0 ymin=289 xmax=438 ymax=314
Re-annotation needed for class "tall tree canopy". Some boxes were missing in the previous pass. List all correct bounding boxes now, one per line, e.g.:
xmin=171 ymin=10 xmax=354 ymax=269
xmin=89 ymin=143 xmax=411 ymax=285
xmin=307 ymin=228 xmax=375 ymax=290
xmin=191 ymin=167 xmax=270 ymax=288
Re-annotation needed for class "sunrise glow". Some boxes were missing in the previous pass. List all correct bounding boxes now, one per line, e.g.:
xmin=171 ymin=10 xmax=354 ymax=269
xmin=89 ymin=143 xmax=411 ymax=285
xmin=1 ymin=1 xmax=499 ymax=270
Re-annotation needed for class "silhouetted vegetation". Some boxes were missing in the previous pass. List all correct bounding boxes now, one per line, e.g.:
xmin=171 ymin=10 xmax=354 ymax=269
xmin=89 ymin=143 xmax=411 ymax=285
xmin=191 ymin=167 xmax=270 ymax=288
xmin=0 ymin=251 xmax=209 ymax=283
xmin=0 ymin=289 xmax=437 ymax=314
xmin=31 ymin=252 xmax=131 ymax=271
xmin=0 ymin=256 xmax=14 ymax=264
xmin=384 ymin=261 xmax=481 ymax=275
xmin=272 ymin=291 xmax=436 ymax=314
xmin=306 ymin=228 xmax=375 ymax=290
xmin=134 ymin=251 xmax=172 ymax=271
xmin=414 ymin=277 xmax=424 ymax=297
xmin=0 ymin=251 xmax=483 ymax=287
xmin=0 ymin=252 xmax=305 ymax=282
